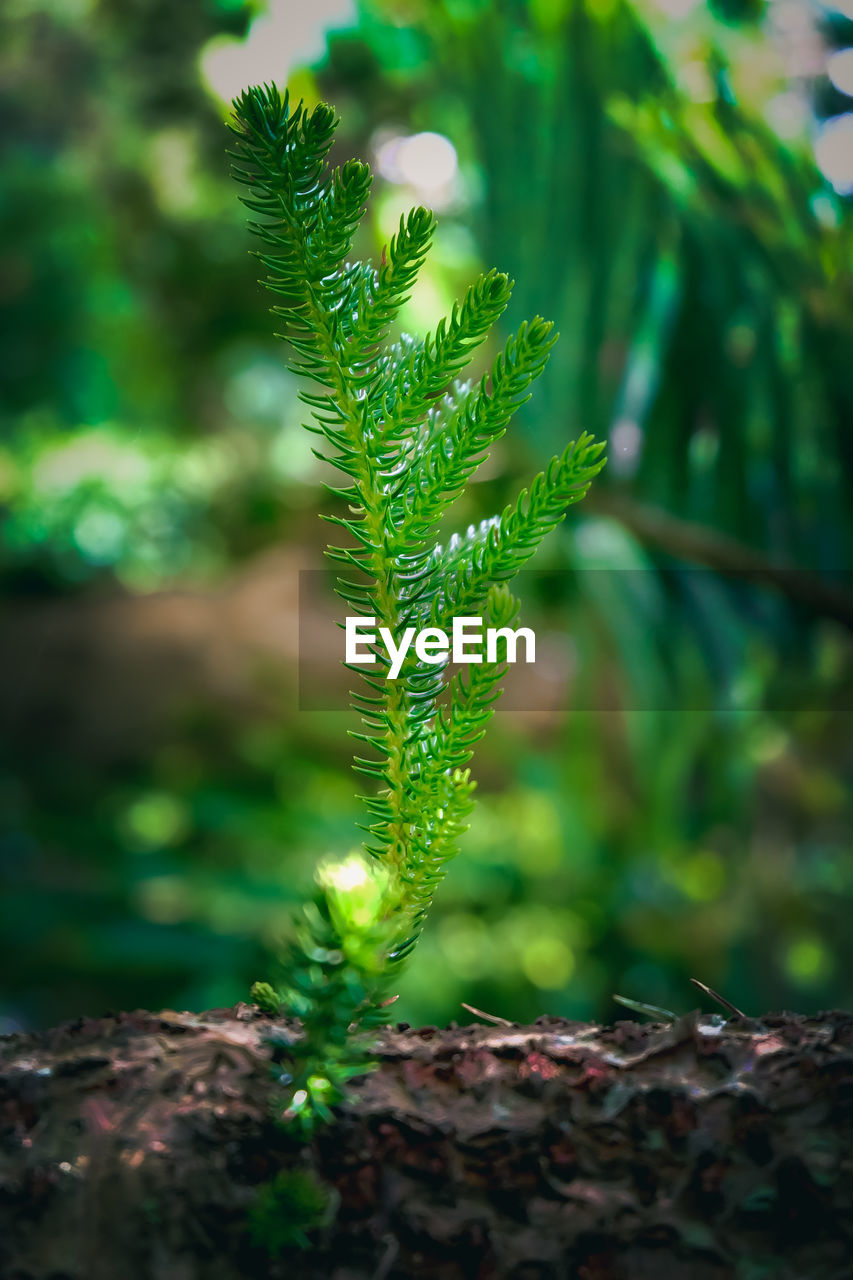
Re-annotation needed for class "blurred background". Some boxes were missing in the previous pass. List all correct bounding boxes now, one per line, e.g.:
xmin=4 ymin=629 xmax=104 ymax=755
xmin=1 ymin=0 xmax=851 ymax=1033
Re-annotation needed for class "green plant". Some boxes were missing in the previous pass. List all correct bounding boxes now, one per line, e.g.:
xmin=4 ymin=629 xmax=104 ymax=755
xmin=229 ymin=84 xmax=605 ymax=1129
xmin=248 ymin=1168 xmax=335 ymax=1251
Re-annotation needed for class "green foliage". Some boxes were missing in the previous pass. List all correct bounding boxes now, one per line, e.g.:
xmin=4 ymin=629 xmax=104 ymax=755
xmin=264 ymin=855 xmax=396 ymax=1133
xmin=228 ymin=84 xmax=603 ymax=1124
xmin=250 ymin=981 xmax=282 ymax=1014
xmin=248 ymin=1168 xmax=334 ymax=1253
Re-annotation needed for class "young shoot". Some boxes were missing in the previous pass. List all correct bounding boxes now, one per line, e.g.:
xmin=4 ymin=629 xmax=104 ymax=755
xmin=229 ymin=85 xmax=605 ymax=1128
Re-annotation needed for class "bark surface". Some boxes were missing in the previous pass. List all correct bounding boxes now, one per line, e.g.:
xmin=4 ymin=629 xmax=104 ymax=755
xmin=2 ymin=1005 xmax=851 ymax=1280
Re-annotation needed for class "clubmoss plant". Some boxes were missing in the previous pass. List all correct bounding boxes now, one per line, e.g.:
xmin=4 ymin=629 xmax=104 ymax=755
xmin=248 ymin=1168 xmax=335 ymax=1252
xmin=229 ymin=85 xmax=605 ymax=1130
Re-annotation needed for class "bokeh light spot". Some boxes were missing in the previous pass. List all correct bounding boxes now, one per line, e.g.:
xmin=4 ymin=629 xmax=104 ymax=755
xmin=521 ymin=935 xmax=575 ymax=989
xmin=199 ymin=0 xmax=355 ymax=103
xmin=827 ymin=48 xmax=853 ymax=97
xmin=136 ymin=876 xmax=190 ymax=924
xmin=784 ymin=937 xmax=833 ymax=986
xmin=675 ymin=850 xmax=726 ymax=902
xmin=124 ymin=793 xmax=191 ymax=851
xmin=438 ymin=913 xmax=492 ymax=980
xmin=375 ymin=131 xmax=458 ymax=206
xmin=609 ymin=418 xmax=642 ymax=478
xmin=73 ymin=508 xmax=125 ymax=564
xmin=814 ymin=114 xmax=853 ymax=195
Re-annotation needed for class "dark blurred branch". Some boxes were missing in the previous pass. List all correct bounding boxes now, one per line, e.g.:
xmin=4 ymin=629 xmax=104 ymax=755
xmin=589 ymin=494 xmax=853 ymax=631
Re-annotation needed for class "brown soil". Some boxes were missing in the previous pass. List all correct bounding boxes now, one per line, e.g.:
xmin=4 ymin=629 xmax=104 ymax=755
xmin=2 ymin=1005 xmax=852 ymax=1279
